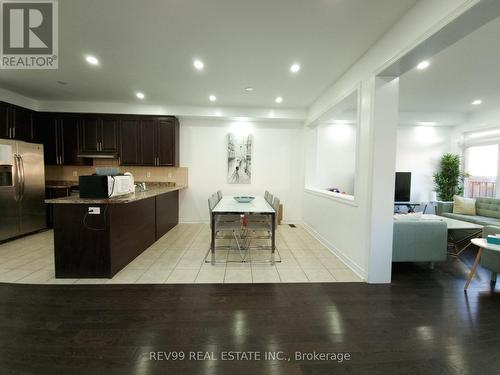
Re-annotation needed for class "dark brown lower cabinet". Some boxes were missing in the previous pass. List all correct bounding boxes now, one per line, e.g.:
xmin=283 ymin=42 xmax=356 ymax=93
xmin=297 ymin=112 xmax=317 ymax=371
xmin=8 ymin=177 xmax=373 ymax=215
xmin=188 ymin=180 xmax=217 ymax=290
xmin=52 ymin=190 xmax=179 ymax=278
xmin=156 ymin=190 xmax=179 ymax=239
xmin=45 ymin=187 xmax=70 ymax=228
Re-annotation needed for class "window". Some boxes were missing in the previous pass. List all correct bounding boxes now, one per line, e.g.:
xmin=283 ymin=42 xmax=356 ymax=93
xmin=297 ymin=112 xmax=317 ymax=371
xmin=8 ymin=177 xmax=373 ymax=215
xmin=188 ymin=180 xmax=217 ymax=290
xmin=464 ymin=144 xmax=498 ymax=198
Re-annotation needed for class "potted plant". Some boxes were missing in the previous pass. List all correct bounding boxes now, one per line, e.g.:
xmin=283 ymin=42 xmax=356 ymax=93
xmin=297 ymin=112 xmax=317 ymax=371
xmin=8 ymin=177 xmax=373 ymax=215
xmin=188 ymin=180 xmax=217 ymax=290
xmin=433 ymin=153 xmax=468 ymax=201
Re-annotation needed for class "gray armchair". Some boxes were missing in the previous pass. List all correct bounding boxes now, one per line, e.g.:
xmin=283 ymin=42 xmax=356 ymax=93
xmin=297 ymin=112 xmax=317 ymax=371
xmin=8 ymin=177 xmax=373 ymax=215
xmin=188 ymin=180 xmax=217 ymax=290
xmin=393 ymin=220 xmax=448 ymax=264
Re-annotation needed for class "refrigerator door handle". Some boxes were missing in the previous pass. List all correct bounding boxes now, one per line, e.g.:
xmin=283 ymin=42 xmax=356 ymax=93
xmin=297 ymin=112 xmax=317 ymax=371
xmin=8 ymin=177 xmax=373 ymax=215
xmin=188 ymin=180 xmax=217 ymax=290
xmin=13 ymin=154 xmax=20 ymax=201
xmin=18 ymin=154 xmax=25 ymax=200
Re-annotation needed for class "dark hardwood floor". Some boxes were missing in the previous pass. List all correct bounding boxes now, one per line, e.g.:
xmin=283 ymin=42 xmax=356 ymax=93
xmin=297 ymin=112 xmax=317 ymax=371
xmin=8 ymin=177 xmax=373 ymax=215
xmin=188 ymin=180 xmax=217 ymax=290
xmin=1 ymin=248 xmax=499 ymax=374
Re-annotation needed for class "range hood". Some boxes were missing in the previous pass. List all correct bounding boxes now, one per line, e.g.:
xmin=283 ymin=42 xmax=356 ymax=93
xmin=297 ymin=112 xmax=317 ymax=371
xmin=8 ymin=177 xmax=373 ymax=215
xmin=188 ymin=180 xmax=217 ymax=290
xmin=77 ymin=152 xmax=118 ymax=159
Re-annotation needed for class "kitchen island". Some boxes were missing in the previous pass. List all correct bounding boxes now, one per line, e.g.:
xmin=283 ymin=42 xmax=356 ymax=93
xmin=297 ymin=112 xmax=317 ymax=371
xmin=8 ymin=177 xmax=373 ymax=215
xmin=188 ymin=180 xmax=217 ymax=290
xmin=46 ymin=185 xmax=185 ymax=278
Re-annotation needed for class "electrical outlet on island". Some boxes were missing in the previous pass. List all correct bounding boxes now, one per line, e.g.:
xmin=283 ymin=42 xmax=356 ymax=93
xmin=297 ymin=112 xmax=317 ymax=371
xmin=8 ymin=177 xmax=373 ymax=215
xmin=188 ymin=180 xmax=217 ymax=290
xmin=72 ymin=171 xmax=78 ymax=177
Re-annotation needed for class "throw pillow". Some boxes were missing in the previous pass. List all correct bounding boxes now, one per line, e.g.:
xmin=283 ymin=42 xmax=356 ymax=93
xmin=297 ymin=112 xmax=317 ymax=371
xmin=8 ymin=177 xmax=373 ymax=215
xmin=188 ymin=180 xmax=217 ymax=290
xmin=453 ymin=195 xmax=476 ymax=216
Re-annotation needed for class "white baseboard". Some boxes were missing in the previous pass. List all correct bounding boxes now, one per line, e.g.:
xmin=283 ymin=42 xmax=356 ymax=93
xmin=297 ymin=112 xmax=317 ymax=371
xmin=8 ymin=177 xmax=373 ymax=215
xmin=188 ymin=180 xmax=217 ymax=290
xmin=179 ymin=218 xmax=209 ymax=224
xmin=179 ymin=219 xmax=302 ymax=225
xmin=301 ymin=221 xmax=367 ymax=281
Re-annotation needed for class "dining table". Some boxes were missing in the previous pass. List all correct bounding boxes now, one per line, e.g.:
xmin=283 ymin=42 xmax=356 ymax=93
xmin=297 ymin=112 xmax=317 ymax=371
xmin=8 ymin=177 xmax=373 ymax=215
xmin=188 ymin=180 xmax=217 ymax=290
xmin=210 ymin=195 xmax=276 ymax=265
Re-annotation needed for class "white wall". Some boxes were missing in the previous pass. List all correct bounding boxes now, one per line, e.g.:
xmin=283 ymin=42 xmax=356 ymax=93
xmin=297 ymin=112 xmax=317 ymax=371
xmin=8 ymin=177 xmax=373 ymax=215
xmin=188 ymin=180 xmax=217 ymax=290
xmin=178 ymin=118 xmax=304 ymax=223
xmin=314 ymin=124 xmax=357 ymax=195
xmin=450 ymin=108 xmax=500 ymax=154
xmin=302 ymin=0 xmax=475 ymax=282
xmin=396 ymin=126 xmax=453 ymax=202
xmin=0 ymin=88 xmax=38 ymax=110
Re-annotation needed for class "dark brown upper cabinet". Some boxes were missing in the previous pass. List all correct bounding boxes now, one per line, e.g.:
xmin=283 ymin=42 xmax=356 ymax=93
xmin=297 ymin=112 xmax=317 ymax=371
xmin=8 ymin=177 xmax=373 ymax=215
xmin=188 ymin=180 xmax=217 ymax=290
xmin=140 ymin=119 xmax=157 ymax=166
xmin=34 ymin=113 xmax=90 ymax=166
xmin=0 ymin=103 xmax=9 ymax=139
xmin=119 ymin=118 xmax=141 ymax=165
xmin=0 ymin=101 xmax=34 ymax=142
xmin=79 ymin=116 xmax=119 ymax=156
xmin=157 ymin=118 xmax=178 ymax=166
xmin=119 ymin=117 xmax=179 ymax=167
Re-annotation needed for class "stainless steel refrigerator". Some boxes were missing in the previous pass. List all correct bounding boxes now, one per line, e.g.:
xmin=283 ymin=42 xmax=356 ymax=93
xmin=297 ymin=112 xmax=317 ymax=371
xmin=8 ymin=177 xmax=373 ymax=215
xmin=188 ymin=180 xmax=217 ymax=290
xmin=0 ymin=139 xmax=46 ymax=241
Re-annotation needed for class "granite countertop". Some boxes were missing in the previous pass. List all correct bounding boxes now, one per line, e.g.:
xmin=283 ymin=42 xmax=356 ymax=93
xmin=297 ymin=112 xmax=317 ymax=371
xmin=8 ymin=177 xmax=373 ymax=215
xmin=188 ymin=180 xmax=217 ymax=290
xmin=45 ymin=185 xmax=187 ymax=204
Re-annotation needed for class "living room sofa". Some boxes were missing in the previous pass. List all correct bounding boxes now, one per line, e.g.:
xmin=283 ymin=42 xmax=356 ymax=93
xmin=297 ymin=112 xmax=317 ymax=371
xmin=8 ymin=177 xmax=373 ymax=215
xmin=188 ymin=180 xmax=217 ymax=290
xmin=392 ymin=220 xmax=448 ymax=263
xmin=437 ymin=197 xmax=500 ymax=226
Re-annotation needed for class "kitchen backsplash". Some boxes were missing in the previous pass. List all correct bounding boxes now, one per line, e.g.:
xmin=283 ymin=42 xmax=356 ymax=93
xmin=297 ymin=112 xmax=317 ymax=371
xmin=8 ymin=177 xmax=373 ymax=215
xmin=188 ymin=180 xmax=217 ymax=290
xmin=45 ymin=158 xmax=188 ymax=186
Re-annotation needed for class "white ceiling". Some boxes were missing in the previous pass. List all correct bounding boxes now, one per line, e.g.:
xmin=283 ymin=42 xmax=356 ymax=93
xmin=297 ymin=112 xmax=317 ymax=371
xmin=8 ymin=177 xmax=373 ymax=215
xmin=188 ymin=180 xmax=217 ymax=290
xmin=0 ymin=0 xmax=417 ymax=109
xmin=400 ymin=14 xmax=500 ymax=115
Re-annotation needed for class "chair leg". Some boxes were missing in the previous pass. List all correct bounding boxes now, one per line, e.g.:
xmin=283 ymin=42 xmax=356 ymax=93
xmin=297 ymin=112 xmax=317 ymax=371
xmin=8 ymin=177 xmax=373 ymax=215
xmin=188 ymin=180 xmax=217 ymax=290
xmin=491 ymin=272 xmax=497 ymax=288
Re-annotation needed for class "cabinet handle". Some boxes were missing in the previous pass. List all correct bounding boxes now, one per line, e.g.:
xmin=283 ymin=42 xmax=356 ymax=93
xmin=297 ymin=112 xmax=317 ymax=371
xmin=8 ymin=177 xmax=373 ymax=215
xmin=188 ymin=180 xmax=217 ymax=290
xmin=12 ymin=126 xmax=15 ymax=139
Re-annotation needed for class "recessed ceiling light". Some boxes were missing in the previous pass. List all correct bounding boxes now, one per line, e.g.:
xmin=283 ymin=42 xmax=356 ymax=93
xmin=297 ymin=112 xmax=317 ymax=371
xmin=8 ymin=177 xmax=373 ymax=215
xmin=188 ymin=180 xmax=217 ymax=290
xmin=290 ymin=63 xmax=301 ymax=73
xmin=418 ymin=121 xmax=437 ymax=126
xmin=193 ymin=59 xmax=204 ymax=70
xmin=136 ymin=92 xmax=145 ymax=99
xmin=472 ymin=99 xmax=482 ymax=105
xmin=85 ymin=55 xmax=99 ymax=65
xmin=245 ymin=87 xmax=254 ymax=92
xmin=275 ymin=96 xmax=283 ymax=104
xmin=416 ymin=60 xmax=430 ymax=70
xmin=209 ymin=95 xmax=217 ymax=102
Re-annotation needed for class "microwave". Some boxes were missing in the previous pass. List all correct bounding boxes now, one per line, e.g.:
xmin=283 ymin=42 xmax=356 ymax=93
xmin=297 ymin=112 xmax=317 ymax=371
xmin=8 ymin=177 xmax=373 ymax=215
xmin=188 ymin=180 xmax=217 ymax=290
xmin=79 ymin=175 xmax=133 ymax=199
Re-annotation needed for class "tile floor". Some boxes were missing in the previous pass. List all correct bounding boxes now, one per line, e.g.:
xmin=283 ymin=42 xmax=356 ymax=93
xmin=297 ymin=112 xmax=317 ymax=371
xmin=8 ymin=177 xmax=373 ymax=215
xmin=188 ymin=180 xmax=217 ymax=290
xmin=0 ymin=224 xmax=363 ymax=284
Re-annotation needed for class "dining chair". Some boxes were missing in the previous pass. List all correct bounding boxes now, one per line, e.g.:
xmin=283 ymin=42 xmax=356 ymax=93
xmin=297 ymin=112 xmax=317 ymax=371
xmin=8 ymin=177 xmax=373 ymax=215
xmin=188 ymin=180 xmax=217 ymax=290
xmin=266 ymin=193 xmax=274 ymax=205
xmin=206 ymin=195 xmax=245 ymax=262
xmin=264 ymin=190 xmax=270 ymax=202
xmin=245 ymin=197 xmax=281 ymax=262
xmin=217 ymin=190 xmax=223 ymax=201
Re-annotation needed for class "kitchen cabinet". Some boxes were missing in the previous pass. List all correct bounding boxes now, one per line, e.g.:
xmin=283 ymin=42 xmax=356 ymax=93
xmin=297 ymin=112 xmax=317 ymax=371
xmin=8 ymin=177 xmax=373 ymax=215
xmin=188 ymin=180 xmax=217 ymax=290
xmin=0 ymin=101 xmax=34 ymax=142
xmin=140 ymin=119 xmax=157 ymax=166
xmin=119 ymin=116 xmax=179 ymax=167
xmin=157 ymin=118 xmax=178 ymax=166
xmin=3 ymin=100 xmax=179 ymax=167
xmin=0 ymin=103 xmax=9 ymax=139
xmin=79 ymin=116 xmax=119 ymax=156
xmin=35 ymin=113 xmax=90 ymax=166
xmin=45 ymin=186 xmax=71 ymax=228
xmin=119 ymin=118 xmax=141 ymax=165
xmin=50 ymin=188 xmax=180 ymax=278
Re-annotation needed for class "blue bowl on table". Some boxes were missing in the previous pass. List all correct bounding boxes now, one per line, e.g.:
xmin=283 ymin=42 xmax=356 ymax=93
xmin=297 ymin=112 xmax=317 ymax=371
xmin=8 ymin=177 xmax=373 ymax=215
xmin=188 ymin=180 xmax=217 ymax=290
xmin=233 ymin=196 xmax=255 ymax=203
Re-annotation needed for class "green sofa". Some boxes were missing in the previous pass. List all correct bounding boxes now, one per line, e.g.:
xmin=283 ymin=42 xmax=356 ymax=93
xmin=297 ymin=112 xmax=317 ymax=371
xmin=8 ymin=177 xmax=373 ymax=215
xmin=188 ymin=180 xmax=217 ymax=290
xmin=482 ymin=225 xmax=500 ymax=287
xmin=437 ymin=197 xmax=500 ymax=226
xmin=392 ymin=220 xmax=448 ymax=263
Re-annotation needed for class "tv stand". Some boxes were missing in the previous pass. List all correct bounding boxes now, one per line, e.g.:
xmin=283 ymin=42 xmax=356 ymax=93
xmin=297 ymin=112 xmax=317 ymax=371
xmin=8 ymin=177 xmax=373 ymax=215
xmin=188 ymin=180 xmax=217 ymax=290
xmin=394 ymin=202 xmax=421 ymax=213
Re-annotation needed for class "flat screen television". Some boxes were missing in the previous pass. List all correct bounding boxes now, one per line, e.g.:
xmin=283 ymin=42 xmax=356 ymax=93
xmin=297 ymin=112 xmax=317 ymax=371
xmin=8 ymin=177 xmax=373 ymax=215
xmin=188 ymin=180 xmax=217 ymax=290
xmin=395 ymin=172 xmax=411 ymax=202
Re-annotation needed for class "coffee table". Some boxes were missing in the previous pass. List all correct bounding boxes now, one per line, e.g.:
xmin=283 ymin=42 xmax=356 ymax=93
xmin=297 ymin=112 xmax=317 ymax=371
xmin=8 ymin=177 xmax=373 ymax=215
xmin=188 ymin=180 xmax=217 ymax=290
xmin=464 ymin=238 xmax=500 ymax=290
xmin=421 ymin=215 xmax=483 ymax=257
